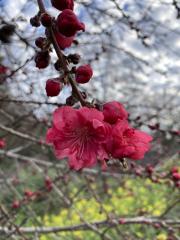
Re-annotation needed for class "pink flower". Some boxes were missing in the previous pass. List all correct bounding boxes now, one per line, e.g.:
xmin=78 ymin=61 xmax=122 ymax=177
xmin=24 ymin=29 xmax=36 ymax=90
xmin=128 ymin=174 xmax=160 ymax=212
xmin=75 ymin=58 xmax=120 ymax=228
xmin=45 ymin=78 xmax=62 ymax=97
xmin=103 ymin=101 xmax=128 ymax=124
xmin=55 ymin=31 xmax=74 ymax=50
xmin=119 ymin=218 xmax=126 ymax=224
xmin=109 ymin=120 xmax=152 ymax=160
xmin=172 ymin=172 xmax=180 ymax=181
xmin=12 ymin=200 xmax=20 ymax=209
xmin=0 ymin=139 xmax=5 ymax=149
xmin=75 ymin=65 xmax=93 ymax=84
xmin=24 ymin=190 xmax=34 ymax=198
xmin=51 ymin=0 xmax=74 ymax=11
xmin=57 ymin=9 xmax=85 ymax=37
xmin=46 ymin=106 xmax=110 ymax=170
xmin=171 ymin=166 xmax=179 ymax=174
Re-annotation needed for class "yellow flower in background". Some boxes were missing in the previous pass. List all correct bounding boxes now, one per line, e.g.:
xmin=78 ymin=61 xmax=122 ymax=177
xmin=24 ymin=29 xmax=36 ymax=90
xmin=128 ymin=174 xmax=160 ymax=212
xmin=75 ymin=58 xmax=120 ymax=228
xmin=156 ymin=233 xmax=167 ymax=240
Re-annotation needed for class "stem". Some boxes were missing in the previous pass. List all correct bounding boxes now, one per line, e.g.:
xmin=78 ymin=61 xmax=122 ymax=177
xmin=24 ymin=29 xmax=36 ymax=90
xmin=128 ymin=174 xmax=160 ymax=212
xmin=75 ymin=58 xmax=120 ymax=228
xmin=37 ymin=0 xmax=87 ymax=106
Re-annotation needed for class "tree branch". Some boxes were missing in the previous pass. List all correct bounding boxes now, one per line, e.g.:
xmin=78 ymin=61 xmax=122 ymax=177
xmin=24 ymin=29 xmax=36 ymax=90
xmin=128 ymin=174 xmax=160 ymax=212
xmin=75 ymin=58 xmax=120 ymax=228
xmin=0 ymin=217 xmax=179 ymax=235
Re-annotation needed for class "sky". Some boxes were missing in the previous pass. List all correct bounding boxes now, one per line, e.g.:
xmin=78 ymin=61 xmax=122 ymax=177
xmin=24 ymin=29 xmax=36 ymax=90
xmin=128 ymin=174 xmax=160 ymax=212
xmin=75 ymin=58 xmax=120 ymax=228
xmin=0 ymin=0 xmax=179 ymax=128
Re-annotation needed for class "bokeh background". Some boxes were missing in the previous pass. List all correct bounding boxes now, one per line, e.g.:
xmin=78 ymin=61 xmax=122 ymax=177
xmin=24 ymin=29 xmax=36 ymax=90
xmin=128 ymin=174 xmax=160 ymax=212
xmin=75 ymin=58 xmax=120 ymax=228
xmin=0 ymin=0 xmax=179 ymax=239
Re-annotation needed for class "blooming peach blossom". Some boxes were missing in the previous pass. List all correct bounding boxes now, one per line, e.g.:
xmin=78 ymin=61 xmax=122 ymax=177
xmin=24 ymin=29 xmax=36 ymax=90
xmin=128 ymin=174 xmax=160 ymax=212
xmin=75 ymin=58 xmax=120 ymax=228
xmin=109 ymin=120 xmax=152 ymax=160
xmin=46 ymin=106 xmax=110 ymax=170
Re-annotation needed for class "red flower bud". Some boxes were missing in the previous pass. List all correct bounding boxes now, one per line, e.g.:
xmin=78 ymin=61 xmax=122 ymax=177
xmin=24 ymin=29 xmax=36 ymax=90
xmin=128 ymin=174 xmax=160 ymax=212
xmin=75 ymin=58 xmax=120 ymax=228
xmin=67 ymin=54 xmax=81 ymax=64
xmin=171 ymin=130 xmax=180 ymax=136
xmin=45 ymin=78 xmax=62 ymax=97
xmin=0 ymin=65 xmax=9 ymax=84
xmin=0 ymin=139 xmax=5 ymax=149
xmin=103 ymin=101 xmax=128 ymax=124
xmin=66 ymin=95 xmax=77 ymax=106
xmin=45 ymin=177 xmax=53 ymax=191
xmin=35 ymin=37 xmax=46 ymax=49
xmin=51 ymin=0 xmax=74 ymax=11
xmin=41 ymin=13 xmax=52 ymax=27
xmin=119 ymin=218 xmax=126 ymax=224
xmin=146 ymin=164 xmax=154 ymax=175
xmin=35 ymin=51 xmax=50 ymax=69
xmin=57 ymin=9 xmax=85 ymax=37
xmin=148 ymin=123 xmax=160 ymax=130
xmin=175 ymin=181 xmax=180 ymax=188
xmin=54 ymin=60 xmax=61 ymax=71
xmin=24 ymin=190 xmax=34 ymax=198
xmin=171 ymin=166 xmax=179 ymax=174
xmin=12 ymin=200 xmax=20 ymax=209
xmin=30 ymin=15 xmax=40 ymax=27
xmin=0 ymin=65 xmax=8 ymax=75
xmin=55 ymin=31 xmax=74 ymax=50
xmin=75 ymin=64 xmax=93 ymax=84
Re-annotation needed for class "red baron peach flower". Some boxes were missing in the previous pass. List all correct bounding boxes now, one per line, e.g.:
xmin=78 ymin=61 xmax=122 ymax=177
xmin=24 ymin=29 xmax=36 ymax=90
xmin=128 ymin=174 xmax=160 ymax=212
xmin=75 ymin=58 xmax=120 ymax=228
xmin=109 ymin=120 xmax=153 ymax=160
xmin=46 ymin=106 xmax=110 ymax=170
xmin=57 ymin=9 xmax=85 ymax=37
xmin=51 ymin=0 xmax=74 ymax=11
xmin=47 ymin=103 xmax=152 ymax=170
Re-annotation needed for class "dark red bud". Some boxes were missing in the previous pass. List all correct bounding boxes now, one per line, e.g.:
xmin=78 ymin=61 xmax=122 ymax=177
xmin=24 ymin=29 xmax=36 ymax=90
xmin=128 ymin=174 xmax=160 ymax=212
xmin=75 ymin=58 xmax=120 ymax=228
xmin=35 ymin=37 xmax=46 ymax=49
xmin=119 ymin=218 xmax=126 ymax=224
xmin=146 ymin=165 xmax=154 ymax=175
xmin=66 ymin=95 xmax=77 ymax=106
xmin=148 ymin=123 xmax=160 ymax=130
xmin=51 ymin=0 xmax=74 ymax=11
xmin=35 ymin=51 xmax=50 ymax=69
xmin=30 ymin=16 xmax=40 ymax=27
xmin=24 ymin=190 xmax=34 ymax=198
xmin=67 ymin=54 xmax=81 ymax=64
xmin=45 ymin=177 xmax=53 ymax=191
xmin=75 ymin=64 xmax=93 ymax=84
xmin=45 ymin=79 xmax=62 ymax=97
xmin=54 ymin=60 xmax=61 ymax=71
xmin=12 ymin=200 xmax=20 ymax=209
xmin=41 ymin=13 xmax=52 ymax=27
xmin=73 ymin=39 xmax=79 ymax=45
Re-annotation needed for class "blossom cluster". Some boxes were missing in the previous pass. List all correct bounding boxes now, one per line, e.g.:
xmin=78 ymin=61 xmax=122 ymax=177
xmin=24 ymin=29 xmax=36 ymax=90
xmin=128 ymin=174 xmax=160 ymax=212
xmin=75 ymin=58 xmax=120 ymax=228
xmin=47 ymin=102 xmax=152 ymax=170
xmin=31 ymin=0 xmax=92 ymax=98
xmin=31 ymin=0 xmax=153 ymax=170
